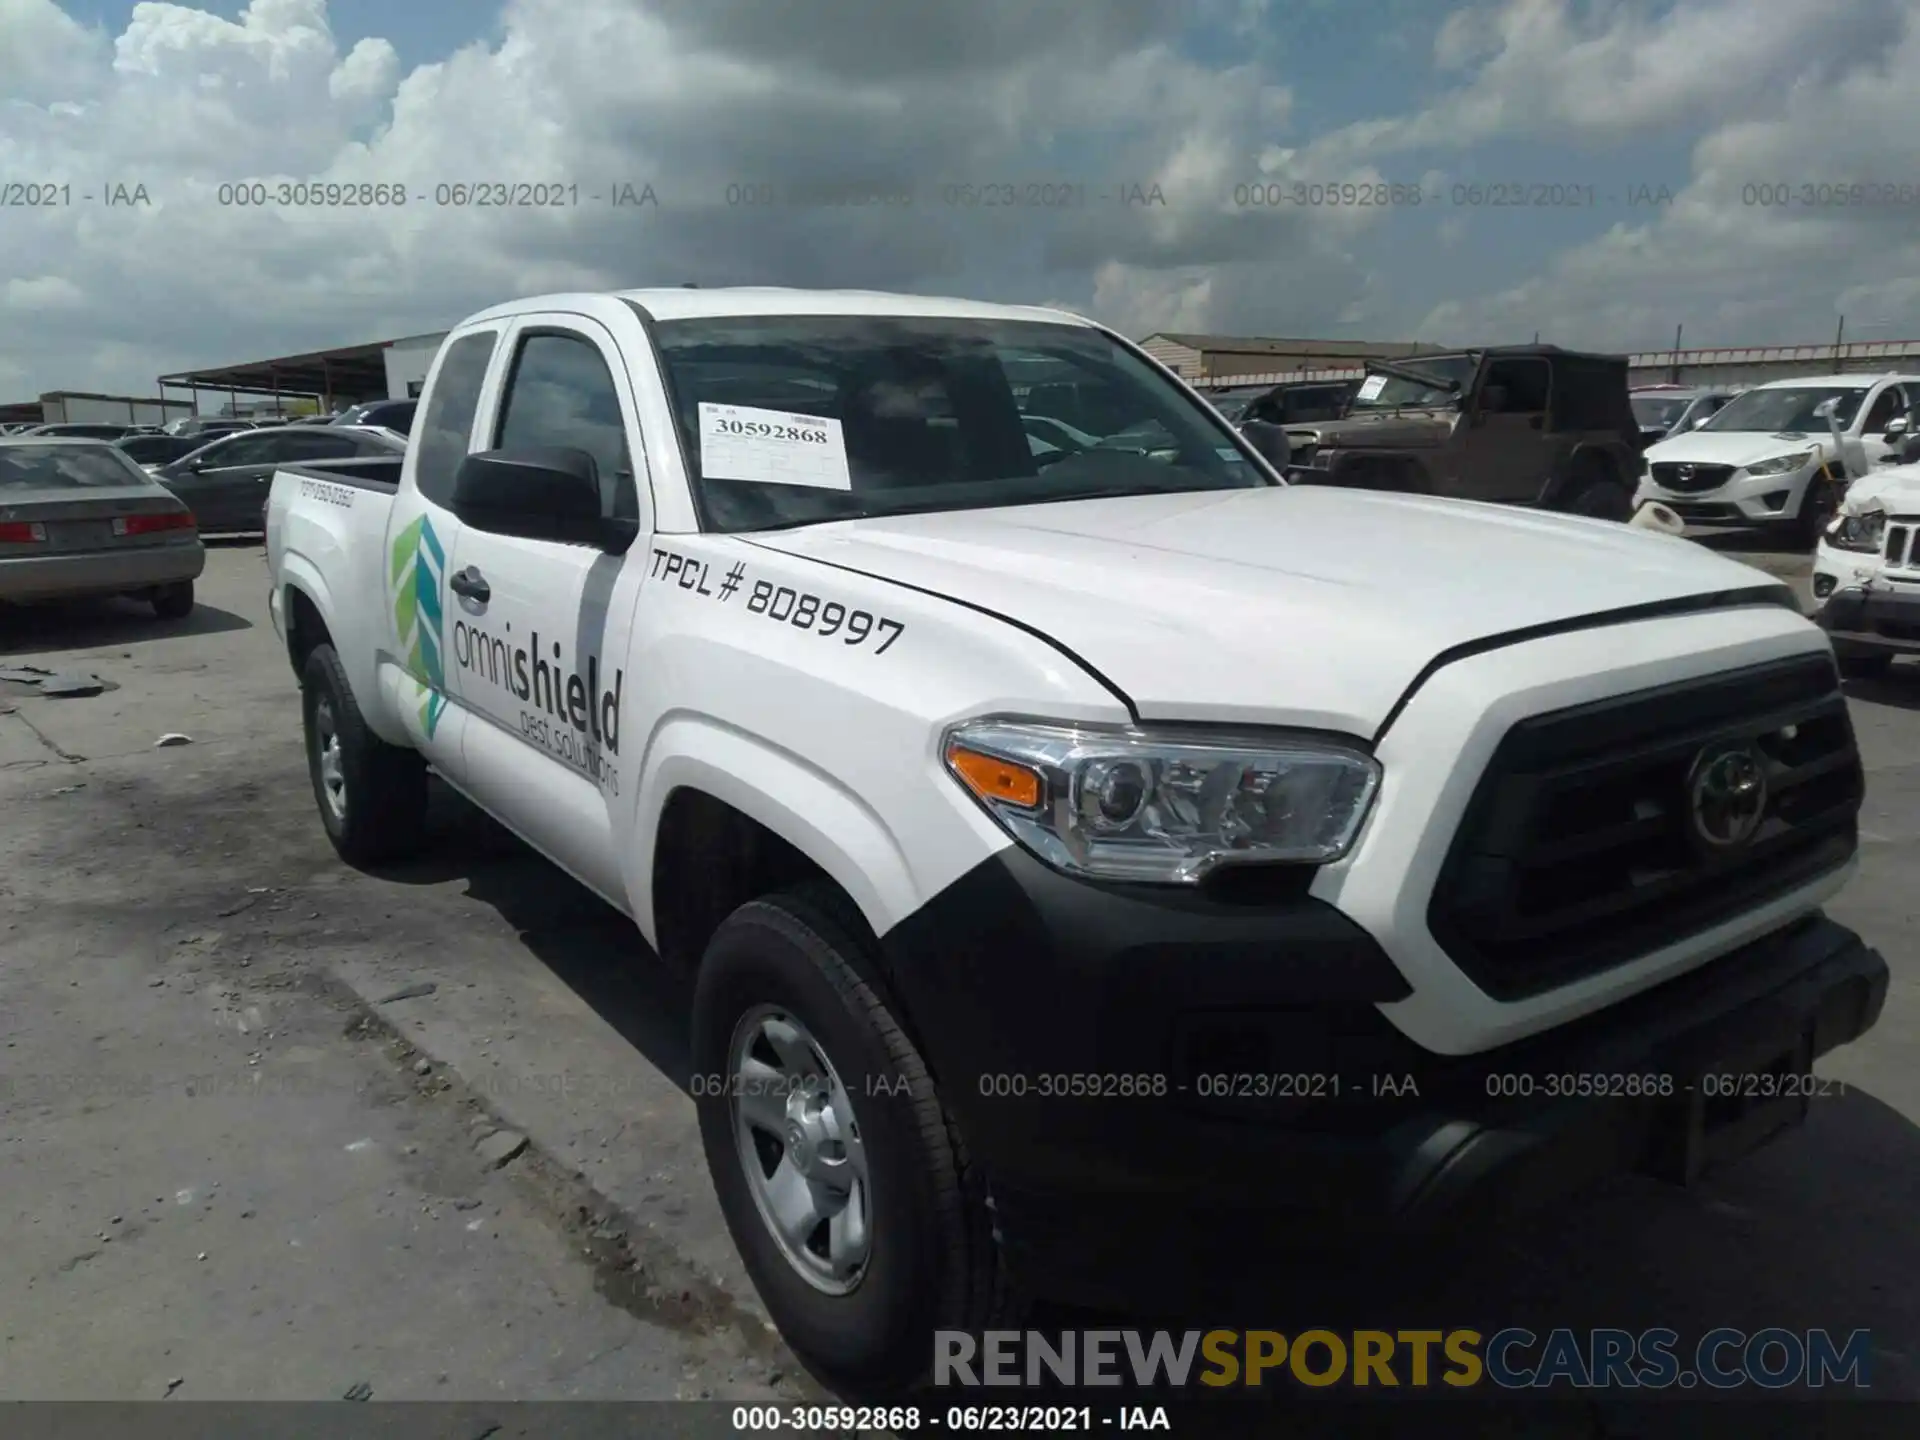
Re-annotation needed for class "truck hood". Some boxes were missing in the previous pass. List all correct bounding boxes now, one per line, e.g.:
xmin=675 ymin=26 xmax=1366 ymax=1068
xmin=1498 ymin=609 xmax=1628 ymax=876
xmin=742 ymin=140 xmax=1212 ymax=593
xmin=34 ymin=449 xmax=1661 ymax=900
xmin=1644 ymin=428 xmax=1835 ymax=467
xmin=1283 ymin=411 xmax=1454 ymax=450
xmin=748 ymin=486 xmax=1783 ymax=737
xmin=1837 ymin=461 xmax=1920 ymax=516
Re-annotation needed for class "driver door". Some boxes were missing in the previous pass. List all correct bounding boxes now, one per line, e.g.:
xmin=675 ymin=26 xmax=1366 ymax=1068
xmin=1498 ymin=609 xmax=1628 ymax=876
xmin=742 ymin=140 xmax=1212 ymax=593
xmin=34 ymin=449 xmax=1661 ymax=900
xmin=448 ymin=315 xmax=653 ymax=907
xmin=1456 ymin=356 xmax=1551 ymax=503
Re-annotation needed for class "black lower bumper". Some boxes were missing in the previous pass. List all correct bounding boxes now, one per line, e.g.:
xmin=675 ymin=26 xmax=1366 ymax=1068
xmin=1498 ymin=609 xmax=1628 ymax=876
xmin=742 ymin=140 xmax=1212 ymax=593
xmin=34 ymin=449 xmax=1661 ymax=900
xmin=880 ymin=847 xmax=1887 ymax=1303
xmin=1816 ymin=583 xmax=1920 ymax=652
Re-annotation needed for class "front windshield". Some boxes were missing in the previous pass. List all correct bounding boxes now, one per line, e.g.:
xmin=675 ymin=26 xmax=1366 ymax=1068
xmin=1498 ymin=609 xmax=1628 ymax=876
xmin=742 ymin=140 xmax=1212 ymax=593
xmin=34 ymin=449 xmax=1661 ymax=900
xmin=651 ymin=315 xmax=1265 ymax=534
xmin=1701 ymin=386 xmax=1864 ymax=434
xmin=1631 ymin=394 xmax=1691 ymax=428
xmin=1348 ymin=355 xmax=1479 ymax=410
xmin=0 ymin=443 xmax=150 ymax=489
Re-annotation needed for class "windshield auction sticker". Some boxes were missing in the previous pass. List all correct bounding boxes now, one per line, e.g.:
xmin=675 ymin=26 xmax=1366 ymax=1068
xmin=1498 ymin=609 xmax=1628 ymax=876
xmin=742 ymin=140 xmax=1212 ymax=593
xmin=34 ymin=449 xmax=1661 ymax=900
xmin=697 ymin=402 xmax=853 ymax=490
xmin=1354 ymin=373 xmax=1388 ymax=402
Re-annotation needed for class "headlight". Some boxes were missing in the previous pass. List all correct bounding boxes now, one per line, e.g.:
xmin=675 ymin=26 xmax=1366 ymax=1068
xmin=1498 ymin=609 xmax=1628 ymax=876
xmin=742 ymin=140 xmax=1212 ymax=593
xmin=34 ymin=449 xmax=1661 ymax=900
xmin=1826 ymin=508 xmax=1886 ymax=553
xmin=943 ymin=720 xmax=1381 ymax=884
xmin=1742 ymin=451 xmax=1814 ymax=478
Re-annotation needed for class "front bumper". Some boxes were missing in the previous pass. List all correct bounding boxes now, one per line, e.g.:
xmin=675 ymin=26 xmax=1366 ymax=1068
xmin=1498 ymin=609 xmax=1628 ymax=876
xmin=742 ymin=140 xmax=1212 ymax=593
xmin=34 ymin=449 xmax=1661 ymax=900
xmin=882 ymin=845 xmax=1886 ymax=1306
xmin=1635 ymin=465 xmax=1818 ymax=524
xmin=1814 ymin=581 xmax=1920 ymax=653
xmin=0 ymin=541 xmax=204 ymax=603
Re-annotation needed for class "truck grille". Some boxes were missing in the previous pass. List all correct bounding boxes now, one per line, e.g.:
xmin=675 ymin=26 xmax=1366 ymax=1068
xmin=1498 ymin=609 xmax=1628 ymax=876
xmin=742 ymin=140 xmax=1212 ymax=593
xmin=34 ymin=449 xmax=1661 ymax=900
xmin=1650 ymin=462 xmax=1736 ymax=493
xmin=1427 ymin=654 xmax=1861 ymax=1001
xmin=1886 ymin=523 xmax=1915 ymax=569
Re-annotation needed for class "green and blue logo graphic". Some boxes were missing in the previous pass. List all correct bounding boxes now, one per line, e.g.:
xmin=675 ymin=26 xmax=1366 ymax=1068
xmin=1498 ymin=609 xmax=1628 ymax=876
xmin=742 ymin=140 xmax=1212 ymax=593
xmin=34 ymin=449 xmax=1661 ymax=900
xmin=390 ymin=514 xmax=449 ymax=737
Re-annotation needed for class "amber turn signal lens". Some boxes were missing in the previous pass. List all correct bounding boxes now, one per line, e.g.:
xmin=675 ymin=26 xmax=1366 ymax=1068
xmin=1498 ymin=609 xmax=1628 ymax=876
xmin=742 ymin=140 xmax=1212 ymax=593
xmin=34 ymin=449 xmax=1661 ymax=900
xmin=947 ymin=744 xmax=1043 ymax=809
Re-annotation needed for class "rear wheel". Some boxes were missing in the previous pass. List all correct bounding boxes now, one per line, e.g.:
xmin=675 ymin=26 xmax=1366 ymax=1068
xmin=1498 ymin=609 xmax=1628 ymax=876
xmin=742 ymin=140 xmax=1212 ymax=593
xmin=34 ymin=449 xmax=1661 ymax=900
xmin=300 ymin=642 xmax=429 ymax=866
xmin=151 ymin=580 xmax=194 ymax=619
xmin=691 ymin=885 xmax=1017 ymax=1394
xmin=1563 ymin=469 xmax=1633 ymax=520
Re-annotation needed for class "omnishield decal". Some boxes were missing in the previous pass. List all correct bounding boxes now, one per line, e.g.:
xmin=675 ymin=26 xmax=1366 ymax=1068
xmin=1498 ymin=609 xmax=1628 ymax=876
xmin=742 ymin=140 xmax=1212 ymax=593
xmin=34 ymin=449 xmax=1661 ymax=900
xmin=390 ymin=514 xmax=449 ymax=737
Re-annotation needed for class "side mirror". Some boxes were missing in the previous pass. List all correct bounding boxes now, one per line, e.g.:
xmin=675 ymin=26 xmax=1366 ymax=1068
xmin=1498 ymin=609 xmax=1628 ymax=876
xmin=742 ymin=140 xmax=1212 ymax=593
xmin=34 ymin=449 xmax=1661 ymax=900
xmin=1885 ymin=416 xmax=1910 ymax=439
xmin=451 ymin=447 xmax=636 ymax=551
xmin=1239 ymin=420 xmax=1291 ymax=472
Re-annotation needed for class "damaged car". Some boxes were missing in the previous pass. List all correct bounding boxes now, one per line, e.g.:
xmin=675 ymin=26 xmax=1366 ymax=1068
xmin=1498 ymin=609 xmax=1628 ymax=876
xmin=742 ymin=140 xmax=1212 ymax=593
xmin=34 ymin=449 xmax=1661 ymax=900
xmin=1812 ymin=432 xmax=1920 ymax=678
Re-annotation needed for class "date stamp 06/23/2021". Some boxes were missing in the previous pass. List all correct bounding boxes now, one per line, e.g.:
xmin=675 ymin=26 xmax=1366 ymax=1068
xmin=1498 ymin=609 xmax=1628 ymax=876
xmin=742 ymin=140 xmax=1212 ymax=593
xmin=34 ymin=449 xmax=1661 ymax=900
xmin=685 ymin=1068 xmax=1852 ymax=1105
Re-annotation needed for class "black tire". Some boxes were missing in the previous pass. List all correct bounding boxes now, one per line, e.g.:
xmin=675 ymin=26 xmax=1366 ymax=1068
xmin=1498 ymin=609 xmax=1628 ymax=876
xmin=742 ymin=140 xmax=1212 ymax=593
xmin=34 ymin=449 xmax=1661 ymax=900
xmin=299 ymin=642 xmax=429 ymax=867
xmin=1836 ymin=648 xmax=1894 ymax=680
xmin=151 ymin=580 xmax=194 ymax=619
xmin=1563 ymin=472 xmax=1633 ymax=521
xmin=1792 ymin=469 xmax=1841 ymax=549
xmin=691 ymin=884 xmax=1018 ymax=1395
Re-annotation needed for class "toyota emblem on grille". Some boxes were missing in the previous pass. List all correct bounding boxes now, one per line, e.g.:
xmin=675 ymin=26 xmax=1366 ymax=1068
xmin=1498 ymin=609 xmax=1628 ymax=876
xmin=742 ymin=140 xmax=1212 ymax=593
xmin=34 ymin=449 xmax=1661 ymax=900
xmin=1686 ymin=742 xmax=1768 ymax=850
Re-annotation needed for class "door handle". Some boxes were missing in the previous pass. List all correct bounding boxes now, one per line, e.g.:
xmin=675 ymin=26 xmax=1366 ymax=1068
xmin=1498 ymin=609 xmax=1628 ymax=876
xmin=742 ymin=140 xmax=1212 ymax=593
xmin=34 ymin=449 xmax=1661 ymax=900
xmin=449 ymin=567 xmax=490 ymax=603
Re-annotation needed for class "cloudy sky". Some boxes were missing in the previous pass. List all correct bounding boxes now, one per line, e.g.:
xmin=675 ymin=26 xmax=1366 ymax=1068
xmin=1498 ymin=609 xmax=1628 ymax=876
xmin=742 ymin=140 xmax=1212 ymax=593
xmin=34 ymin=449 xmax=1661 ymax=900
xmin=4 ymin=0 xmax=1920 ymax=402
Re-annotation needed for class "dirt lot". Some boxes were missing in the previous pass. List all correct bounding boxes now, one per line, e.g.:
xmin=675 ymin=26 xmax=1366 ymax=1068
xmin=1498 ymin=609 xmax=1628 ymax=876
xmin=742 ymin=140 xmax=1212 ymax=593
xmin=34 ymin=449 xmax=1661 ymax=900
xmin=2 ymin=539 xmax=1918 ymax=1413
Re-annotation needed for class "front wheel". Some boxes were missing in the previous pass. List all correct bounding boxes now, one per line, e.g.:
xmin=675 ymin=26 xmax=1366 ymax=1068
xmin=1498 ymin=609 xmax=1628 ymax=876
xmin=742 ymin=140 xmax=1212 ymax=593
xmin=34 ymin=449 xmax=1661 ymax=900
xmin=300 ymin=642 xmax=429 ymax=867
xmin=1791 ymin=467 xmax=1843 ymax=548
xmin=691 ymin=886 xmax=1017 ymax=1394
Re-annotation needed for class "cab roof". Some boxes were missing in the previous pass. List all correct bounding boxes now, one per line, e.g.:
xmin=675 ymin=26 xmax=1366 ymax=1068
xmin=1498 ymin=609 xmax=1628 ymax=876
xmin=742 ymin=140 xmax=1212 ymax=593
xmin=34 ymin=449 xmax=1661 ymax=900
xmin=465 ymin=286 xmax=1093 ymax=328
xmin=1752 ymin=372 xmax=1920 ymax=389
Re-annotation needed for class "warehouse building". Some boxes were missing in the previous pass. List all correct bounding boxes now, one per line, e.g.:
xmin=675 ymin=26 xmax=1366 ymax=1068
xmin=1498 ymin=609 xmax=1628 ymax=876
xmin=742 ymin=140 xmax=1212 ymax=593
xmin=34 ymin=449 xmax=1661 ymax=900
xmin=0 ymin=391 xmax=195 ymax=428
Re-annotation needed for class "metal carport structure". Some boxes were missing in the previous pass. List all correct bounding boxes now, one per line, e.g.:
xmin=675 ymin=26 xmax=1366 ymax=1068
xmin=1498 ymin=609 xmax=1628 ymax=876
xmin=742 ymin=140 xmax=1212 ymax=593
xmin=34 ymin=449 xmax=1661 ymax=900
xmin=156 ymin=340 xmax=398 ymax=418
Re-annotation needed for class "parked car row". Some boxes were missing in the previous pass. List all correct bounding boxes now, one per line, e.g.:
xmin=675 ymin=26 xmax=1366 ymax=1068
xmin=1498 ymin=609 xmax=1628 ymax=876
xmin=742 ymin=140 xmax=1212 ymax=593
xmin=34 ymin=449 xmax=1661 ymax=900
xmin=1635 ymin=372 xmax=1920 ymax=543
xmin=1183 ymin=360 xmax=1920 ymax=549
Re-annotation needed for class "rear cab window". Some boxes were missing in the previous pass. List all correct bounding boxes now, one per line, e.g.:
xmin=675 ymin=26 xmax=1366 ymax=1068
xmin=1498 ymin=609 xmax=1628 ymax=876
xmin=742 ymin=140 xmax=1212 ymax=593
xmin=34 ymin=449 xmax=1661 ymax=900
xmin=412 ymin=331 xmax=502 ymax=506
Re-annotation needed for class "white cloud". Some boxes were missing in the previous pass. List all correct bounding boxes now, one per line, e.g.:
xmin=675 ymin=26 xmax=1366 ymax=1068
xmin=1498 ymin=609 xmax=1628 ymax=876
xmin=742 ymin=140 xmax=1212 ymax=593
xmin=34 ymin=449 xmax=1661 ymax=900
xmin=5 ymin=274 xmax=86 ymax=310
xmin=0 ymin=0 xmax=1918 ymax=404
xmin=1417 ymin=1 xmax=1920 ymax=349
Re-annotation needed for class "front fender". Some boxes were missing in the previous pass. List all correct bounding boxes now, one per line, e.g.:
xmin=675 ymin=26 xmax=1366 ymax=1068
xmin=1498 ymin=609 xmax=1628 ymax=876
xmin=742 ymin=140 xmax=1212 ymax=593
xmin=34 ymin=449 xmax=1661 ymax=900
xmin=626 ymin=714 xmax=927 ymax=950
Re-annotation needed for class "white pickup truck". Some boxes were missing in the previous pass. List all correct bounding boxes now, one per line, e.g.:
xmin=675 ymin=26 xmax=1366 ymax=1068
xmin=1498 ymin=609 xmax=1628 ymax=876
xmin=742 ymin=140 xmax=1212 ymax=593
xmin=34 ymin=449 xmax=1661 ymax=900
xmin=266 ymin=287 xmax=1887 ymax=1393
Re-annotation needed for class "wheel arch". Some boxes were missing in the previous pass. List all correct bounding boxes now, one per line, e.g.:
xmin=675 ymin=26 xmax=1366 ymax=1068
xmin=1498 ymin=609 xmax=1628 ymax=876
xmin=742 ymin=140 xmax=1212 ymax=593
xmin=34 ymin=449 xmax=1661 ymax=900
xmin=630 ymin=720 xmax=923 ymax=974
xmin=1539 ymin=443 xmax=1627 ymax=509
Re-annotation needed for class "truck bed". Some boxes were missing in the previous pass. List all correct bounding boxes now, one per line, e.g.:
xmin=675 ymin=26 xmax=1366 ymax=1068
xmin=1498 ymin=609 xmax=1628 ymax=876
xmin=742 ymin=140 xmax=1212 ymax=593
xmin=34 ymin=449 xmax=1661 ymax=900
xmin=277 ymin=456 xmax=403 ymax=492
xmin=264 ymin=460 xmax=411 ymax=748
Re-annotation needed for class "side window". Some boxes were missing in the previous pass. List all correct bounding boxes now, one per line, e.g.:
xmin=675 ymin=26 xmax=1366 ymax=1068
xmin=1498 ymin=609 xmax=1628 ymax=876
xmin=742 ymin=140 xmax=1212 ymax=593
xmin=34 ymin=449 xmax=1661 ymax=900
xmin=1863 ymin=386 xmax=1906 ymax=433
xmin=494 ymin=331 xmax=636 ymax=520
xmin=278 ymin=431 xmax=358 ymax=462
xmin=349 ymin=431 xmax=403 ymax=456
xmin=1482 ymin=358 xmax=1551 ymax=413
xmin=204 ymin=434 xmax=270 ymax=466
xmin=414 ymin=331 xmax=500 ymax=507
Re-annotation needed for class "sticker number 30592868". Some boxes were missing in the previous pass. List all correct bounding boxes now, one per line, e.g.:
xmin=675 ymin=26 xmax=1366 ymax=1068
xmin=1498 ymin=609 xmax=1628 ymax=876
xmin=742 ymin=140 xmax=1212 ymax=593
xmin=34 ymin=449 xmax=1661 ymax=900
xmin=745 ymin=579 xmax=905 ymax=653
